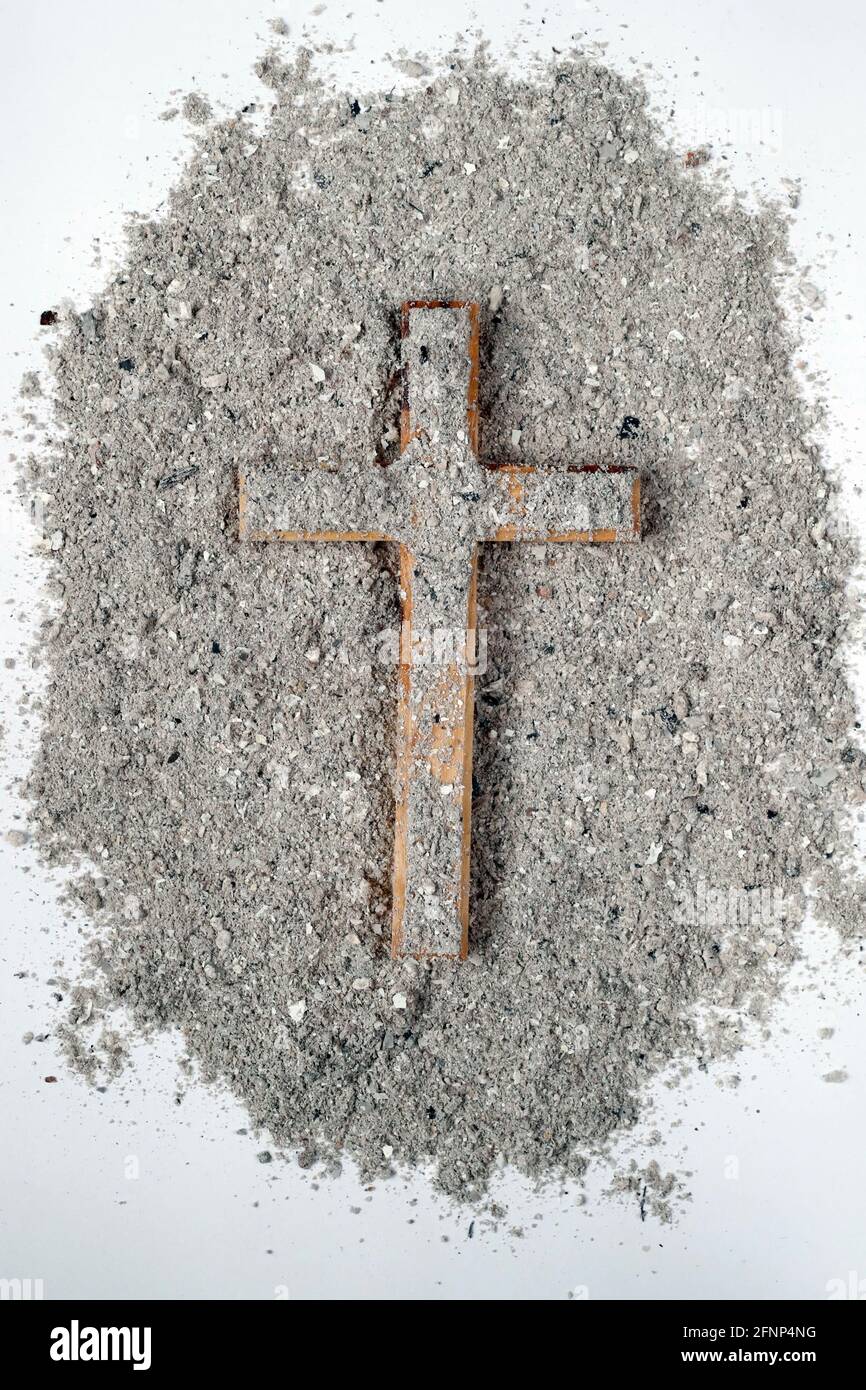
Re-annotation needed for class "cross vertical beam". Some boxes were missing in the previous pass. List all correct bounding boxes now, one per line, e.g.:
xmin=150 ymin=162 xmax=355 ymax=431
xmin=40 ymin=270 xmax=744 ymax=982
xmin=391 ymin=301 xmax=480 ymax=960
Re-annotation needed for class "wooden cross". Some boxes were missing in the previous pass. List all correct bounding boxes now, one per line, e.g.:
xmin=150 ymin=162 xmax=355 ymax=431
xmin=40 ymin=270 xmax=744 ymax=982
xmin=239 ymin=301 xmax=640 ymax=960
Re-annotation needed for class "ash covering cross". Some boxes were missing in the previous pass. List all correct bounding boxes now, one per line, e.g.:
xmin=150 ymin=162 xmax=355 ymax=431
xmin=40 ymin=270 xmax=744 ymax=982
xmin=239 ymin=301 xmax=640 ymax=959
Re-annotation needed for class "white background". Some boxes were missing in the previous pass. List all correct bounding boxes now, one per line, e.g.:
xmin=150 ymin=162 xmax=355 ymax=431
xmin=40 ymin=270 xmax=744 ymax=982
xmin=1 ymin=0 xmax=865 ymax=1300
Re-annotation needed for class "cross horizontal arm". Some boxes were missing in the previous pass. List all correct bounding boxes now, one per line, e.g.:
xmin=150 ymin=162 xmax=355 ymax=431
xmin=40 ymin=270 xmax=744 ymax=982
xmin=239 ymin=461 xmax=396 ymax=542
xmin=483 ymin=465 xmax=640 ymax=543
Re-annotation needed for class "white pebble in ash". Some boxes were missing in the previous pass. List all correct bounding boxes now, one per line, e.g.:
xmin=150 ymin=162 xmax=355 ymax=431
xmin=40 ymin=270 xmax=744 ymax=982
xmin=166 ymin=294 xmax=192 ymax=322
xmin=392 ymin=993 xmax=407 ymax=1010
xmin=288 ymin=1000 xmax=306 ymax=1024
xmin=309 ymin=362 xmax=326 ymax=383
xmin=340 ymin=323 xmax=362 ymax=350
xmin=392 ymin=58 xmax=428 ymax=79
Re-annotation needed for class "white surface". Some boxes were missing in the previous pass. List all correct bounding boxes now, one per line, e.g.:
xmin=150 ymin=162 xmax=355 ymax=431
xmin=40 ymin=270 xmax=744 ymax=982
xmin=1 ymin=0 xmax=865 ymax=1300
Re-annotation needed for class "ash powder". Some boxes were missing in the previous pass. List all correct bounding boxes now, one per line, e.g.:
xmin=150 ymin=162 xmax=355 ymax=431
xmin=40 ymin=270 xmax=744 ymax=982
xmin=22 ymin=46 xmax=864 ymax=1201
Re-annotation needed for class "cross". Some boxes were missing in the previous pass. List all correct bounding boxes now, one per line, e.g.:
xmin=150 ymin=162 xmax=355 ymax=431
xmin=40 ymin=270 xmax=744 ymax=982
xmin=239 ymin=301 xmax=640 ymax=961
